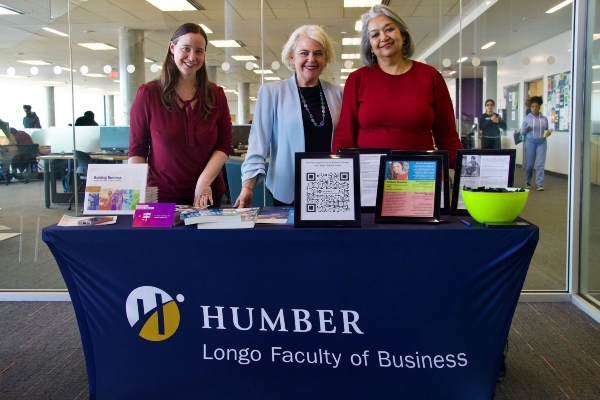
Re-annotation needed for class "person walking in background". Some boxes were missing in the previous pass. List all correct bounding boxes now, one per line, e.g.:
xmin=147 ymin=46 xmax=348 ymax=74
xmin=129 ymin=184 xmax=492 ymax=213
xmin=22 ymin=105 xmax=41 ymax=128
xmin=331 ymin=4 xmax=462 ymax=169
xmin=129 ymin=23 xmax=232 ymax=206
xmin=75 ymin=111 xmax=99 ymax=126
xmin=235 ymin=25 xmax=343 ymax=207
xmin=479 ymin=99 xmax=506 ymax=149
xmin=522 ymin=96 xmax=552 ymax=191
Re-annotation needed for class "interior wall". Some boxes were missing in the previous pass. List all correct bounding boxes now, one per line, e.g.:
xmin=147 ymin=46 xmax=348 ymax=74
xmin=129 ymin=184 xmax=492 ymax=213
xmin=497 ymin=31 xmax=572 ymax=175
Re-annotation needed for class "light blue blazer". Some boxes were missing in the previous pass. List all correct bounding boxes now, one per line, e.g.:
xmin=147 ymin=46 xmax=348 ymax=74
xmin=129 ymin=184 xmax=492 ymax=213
xmin=241 ymin=75 xmax=343 ymax=204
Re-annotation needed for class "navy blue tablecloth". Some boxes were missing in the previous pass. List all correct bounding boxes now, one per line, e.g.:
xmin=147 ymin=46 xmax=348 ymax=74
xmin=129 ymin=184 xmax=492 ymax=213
xmin=43 ymin=214 xmax=538 ymax=400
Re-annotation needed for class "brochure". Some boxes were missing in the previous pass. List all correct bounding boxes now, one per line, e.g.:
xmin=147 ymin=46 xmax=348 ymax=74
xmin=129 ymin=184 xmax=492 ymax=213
xmin=256 ymin=207 xmax=294 ymax=224
xmin=132 ymin=203 xmax=177 ymax=227
xmin=58 ymin=215 xmax=117 ymax=226
xmin=83 ymin=164 xmax=149 ymax=215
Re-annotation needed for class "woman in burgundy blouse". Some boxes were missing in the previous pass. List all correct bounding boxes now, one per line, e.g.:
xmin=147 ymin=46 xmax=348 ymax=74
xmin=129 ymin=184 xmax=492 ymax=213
xmin=129 ymin=23 xmax=232 ymax=206
xmin=332 ymin=5 xmax=462 ymax=169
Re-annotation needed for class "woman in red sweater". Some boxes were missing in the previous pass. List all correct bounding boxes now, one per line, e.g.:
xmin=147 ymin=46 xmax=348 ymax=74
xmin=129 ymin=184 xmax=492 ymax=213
xmin=129 ymin=23 xmax=232 ymax=206
xmin=332 ymin=5 xmax=462 ymax=169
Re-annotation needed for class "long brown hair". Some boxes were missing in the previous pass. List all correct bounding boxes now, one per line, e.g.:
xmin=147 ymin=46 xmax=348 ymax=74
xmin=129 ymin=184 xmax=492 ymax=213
xmin=159 ymin=23 xmax=214 ymax=120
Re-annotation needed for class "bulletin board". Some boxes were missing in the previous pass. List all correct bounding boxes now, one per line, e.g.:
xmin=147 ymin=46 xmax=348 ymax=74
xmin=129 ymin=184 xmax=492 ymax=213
xmin=547 ymin=71 xmax=571 ymax=132
xmin=503 ymin=84 xmax=520 ymax=131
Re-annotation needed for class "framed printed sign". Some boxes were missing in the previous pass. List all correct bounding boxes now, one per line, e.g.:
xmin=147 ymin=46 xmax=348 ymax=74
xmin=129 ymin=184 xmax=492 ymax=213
xmin=293 ymin=153 xmax=361 ymax=227
xmin=337 ymin=148 xmax=392 ymax=212
xmin=451 ymin=149 xmax=516 ymax=215
xmin=392 ymin=150 xmax=450 ymax=214
xmin=375 ymin=155 xmax=443 ymax=224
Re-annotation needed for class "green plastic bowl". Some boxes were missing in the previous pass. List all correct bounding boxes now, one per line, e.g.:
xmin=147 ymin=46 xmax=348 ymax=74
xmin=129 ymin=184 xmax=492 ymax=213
xmin=462 ymin=188 xmax=529 ymax=223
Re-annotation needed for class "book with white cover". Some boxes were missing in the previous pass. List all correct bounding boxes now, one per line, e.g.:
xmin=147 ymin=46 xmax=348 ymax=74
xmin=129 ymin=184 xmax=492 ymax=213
xmin=83 ymin=164 xmax=148 ymax=215
xmin=181 ymin=207 xmax=248 ymax=225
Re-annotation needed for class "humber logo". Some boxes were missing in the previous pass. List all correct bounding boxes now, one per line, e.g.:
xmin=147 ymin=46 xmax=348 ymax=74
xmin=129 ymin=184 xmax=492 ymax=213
xmin=126 ymin=286 xmax=183 ymax=341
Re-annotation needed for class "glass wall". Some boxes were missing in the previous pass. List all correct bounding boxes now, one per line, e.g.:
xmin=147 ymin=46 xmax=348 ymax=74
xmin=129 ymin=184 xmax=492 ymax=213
xmin=0 ymin=0 xmax=575 ymax=295
xmin=580 ymin=0 xmax=600 ymax=307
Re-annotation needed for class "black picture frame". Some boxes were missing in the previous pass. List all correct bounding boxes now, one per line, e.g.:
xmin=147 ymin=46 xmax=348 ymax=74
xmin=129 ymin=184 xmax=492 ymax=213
xmin=451 ymin=149 xmax=517 ymax=215
xmin=293 ymin=152 xmax=361 ymax=228
xmin=375 ymin=155 xmax=443 ymax=224
xmin=391 ymin=150 xmax=450 ymax=215
xmin=337 ymin=148 xmax=392 ymax=213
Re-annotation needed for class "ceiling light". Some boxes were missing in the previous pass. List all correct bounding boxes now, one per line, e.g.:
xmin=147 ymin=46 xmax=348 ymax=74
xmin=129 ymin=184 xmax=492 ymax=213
xmin=593 ymin=65 xmax=600 ymax=69
xmin=546 ymin=0 xmax=573 ymax=13
xmin=457 ymin=57 xmax=468 ymax=63
xmin=253 ymin=70 xmax=273 ymax=74
xmin=344 ymin=0 xmax=380 ymax=7
xmin=481 ymin=41 xmax=496 ymax=50
xmin=341 ymin=75 xmax=348 ymax=80
xmin=264 ymin=77 xmax=281 ymax=81
xmin=223 ymin=89 xmax=235 ymax=92
xmin=341 ymin=68 xmax=357 ymax=73
xmin=42 ymin=27 xmax=69 ymax=37
xmin=145 ymin=58 xmax=156 ymax=63
xmin=78 ymin=43 xmax=117 ymax=50
xmin=42 ymin=81 xmax=63 ymax=85
xmin=593 ymin=81 xmax=600 ymax=84
xmin=594 ymin=34 xmax=600 ymax=41
xmin=209 ymin=40 xmax=241 ymax=48
xmin=17 ymin=60 xmax=51 ymax=66
xmin=232 ymin=55 xmax=257 ymax=61
xmin=0 ymin=4 xmax=25 ymax=14
xmin=342 ymin=54 xmax=361 ymax=59
xmin=449 ymin=71 xmax=457 ymax=75
xmin=83 ymin=73 xmax=107 ymax=78
xmin=342 ymin=38 xmax=361 ymax=46
xmin=146 ymin=0 xmax=200 ymax=11
xmin=355 ymin=21 xmax=362 ymax=31
xmin=199 ymin=24 xmax=212 ymax=34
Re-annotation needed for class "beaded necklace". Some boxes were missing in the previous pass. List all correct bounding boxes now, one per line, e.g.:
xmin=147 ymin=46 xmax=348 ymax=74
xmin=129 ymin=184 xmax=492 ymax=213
xmin=297 ymin=81 xmax=326 ymax=127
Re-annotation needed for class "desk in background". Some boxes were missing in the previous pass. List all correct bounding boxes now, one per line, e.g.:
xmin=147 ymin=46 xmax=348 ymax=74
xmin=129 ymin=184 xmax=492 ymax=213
xmin=43 ymin=215 xmax=538 ymax=399
xmin=38 ymin=153 xmax=128 ymax=208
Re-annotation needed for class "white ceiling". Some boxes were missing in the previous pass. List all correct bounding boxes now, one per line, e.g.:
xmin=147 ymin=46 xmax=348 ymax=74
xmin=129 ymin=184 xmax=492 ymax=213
xmin=0 ymin=0 xmax=575 ymax=102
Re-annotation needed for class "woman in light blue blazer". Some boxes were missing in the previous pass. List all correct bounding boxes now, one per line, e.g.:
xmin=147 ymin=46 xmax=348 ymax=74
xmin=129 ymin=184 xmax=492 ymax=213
xmin=235 ymin=25 xmax=343 ymax=206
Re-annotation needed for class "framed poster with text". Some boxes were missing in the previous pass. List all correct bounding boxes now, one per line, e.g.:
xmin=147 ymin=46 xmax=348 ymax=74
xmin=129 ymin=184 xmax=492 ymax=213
xmin=293 ymin=152 xmax=361 ymax=228
xmin=375 ymin=155 xmax=443 ymax=224
xmin=392 ymin=150 xmax=450 ymax=215
xmin=451 ymin=149 xmax=516 ymax=215
xmin=337 ymin=148 xmax=392 ymax=213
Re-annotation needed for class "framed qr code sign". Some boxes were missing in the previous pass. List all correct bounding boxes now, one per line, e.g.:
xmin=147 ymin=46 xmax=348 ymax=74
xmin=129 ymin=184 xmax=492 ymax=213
xmin=294 ymin=152 xmax=361 ymax=228
xmin=375 ymin=155 xmax=444 ymax=224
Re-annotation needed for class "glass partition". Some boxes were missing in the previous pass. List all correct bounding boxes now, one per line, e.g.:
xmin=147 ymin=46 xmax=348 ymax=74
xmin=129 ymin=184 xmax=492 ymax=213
xmin=580 ymin=0 xmax=600 ymax=307
xmin=0 ymin=0 xmax=574 ymax=293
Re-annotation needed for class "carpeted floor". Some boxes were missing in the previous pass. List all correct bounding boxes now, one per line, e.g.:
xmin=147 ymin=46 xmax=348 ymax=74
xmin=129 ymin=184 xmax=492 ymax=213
xmin=0 ymin=301 xmax=598 ymax=399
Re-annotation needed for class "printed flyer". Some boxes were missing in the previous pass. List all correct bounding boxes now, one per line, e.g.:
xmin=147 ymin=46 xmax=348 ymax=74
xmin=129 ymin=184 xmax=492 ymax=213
xmin=380 ymin=161 xmax=436 ymax=218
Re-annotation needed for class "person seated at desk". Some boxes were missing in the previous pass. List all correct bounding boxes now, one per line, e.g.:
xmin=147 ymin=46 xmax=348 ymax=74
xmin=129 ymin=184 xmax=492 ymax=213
xmin=5 ymin=128 xmax=36 ymax=182
xmin=75 ymin=111 xmax=99 ymax=126
xmin=331 ymin=5 xmax=462 ymax=169
xmin=129 ymin=23 xmax=232 ymax=207
xmin=235 ymin=25 xmax=343 ymax=207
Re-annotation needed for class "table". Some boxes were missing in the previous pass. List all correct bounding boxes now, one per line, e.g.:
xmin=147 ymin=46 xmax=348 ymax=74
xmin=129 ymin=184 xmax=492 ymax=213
xmin=43 ymin=214 xmax=538 ymax=400
xmin=38 ymin=153 xmax=128 ymax=208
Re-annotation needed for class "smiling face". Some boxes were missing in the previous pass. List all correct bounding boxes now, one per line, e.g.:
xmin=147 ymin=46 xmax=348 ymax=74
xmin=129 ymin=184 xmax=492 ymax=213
xmin=291 ymin=37 xmax=326 ymax=87
xmin=368 ymin=14 xmax=404 ymax=62
xmin=169 ymin=32 xmax=206 ymax=80
xmin=392 ymin=162 xmax=404 ymax=173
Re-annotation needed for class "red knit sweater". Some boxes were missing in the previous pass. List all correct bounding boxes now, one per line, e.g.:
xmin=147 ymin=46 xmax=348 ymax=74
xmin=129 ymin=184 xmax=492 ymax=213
xmin=332 ymin=62 xmax=462 ymax=168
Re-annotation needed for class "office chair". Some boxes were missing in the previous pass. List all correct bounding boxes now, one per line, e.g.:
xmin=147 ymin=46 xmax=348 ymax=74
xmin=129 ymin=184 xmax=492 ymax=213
xmin=67 ymin=150 xmax=93 ymax=210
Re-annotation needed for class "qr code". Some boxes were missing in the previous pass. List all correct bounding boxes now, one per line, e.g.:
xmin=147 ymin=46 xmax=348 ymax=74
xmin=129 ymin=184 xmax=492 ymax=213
xmin=305 ymin=172 xmax=350 ymax=213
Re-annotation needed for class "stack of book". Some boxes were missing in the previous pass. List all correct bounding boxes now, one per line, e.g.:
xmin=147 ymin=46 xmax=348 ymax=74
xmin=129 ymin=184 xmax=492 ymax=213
xmin=180 ymin=207 xmax=261 ymax=229
xmin=145 ymin=186 xmax=159 ymax=203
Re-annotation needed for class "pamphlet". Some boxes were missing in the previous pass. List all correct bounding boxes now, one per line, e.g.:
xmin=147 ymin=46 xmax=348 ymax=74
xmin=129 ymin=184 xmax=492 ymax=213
xmin=132 ymin=203 xmax=177 ymax=227
xmin=381 ymin=160 xmax=437 ymax=217
xmin=83 ymin=164 xmax=149 ymax=215
xmin=256 ymin=207 xmax=294 ymax=224
xmin=58 ymin=214 xmax=117 ymax=226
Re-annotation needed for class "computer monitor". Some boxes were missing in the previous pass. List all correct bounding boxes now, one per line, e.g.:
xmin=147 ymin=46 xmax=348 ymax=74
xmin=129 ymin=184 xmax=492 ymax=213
xmin=99 ymin=126 xmax=130 ymax=151
xmin=231 ymin=125 xmax=251 ymax=148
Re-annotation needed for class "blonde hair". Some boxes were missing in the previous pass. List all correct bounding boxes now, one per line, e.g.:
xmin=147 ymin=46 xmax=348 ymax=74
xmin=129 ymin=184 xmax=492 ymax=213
xmin=281 ymin=25 xmax=335 ymax=71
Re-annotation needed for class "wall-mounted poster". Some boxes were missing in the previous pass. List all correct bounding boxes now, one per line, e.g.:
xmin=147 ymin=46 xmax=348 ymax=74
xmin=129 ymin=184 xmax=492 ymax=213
xmin=547 ymin=71 xmax=571 ymax=132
